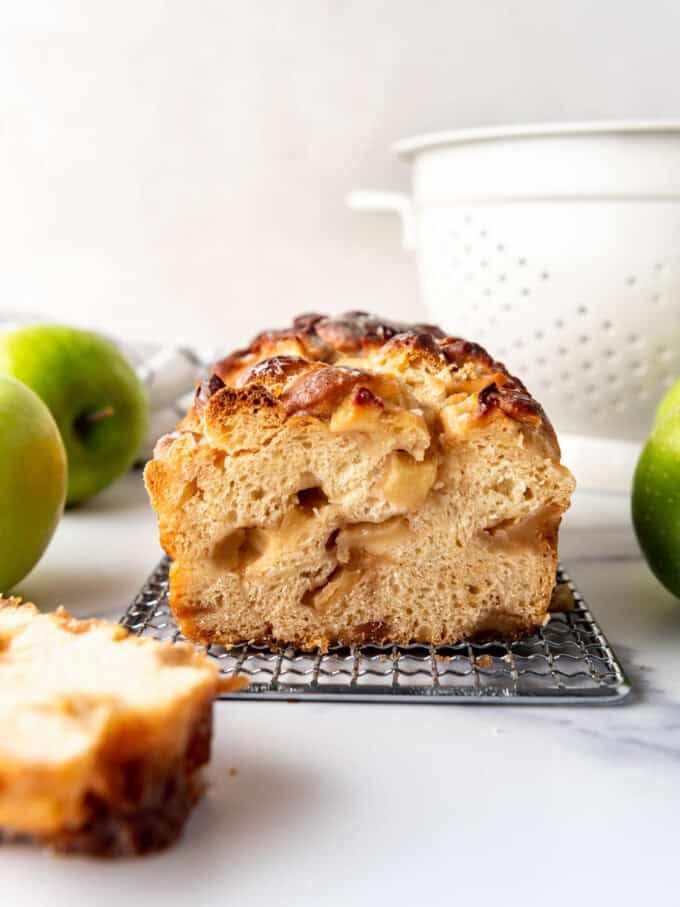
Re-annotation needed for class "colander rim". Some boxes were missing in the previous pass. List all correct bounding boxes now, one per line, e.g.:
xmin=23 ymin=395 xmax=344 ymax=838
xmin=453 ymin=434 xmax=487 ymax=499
xmin=395 ymin=120 xmax=680 ymax=158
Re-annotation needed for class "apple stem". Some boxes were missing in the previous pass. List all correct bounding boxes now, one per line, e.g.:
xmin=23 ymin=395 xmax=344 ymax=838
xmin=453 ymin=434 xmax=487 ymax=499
xmin=84 ymin=405 xmax=115 ymax=423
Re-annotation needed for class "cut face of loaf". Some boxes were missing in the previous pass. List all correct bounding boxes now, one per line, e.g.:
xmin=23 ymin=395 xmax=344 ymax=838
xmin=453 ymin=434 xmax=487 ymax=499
xmin=145 ymin=312 xmax=575 ymax=651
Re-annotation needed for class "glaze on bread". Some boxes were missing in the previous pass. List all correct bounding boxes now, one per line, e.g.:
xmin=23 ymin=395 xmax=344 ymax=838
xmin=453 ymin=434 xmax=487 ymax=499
xmin=0 ymin=600 xmax=227 ymax=856
xmin=145 ymin=312 xmax=575 ymax=651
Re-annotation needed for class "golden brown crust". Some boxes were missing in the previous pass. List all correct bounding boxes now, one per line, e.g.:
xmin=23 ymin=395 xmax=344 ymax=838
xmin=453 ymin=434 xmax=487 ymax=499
xmin=186 ymin=311 xmax=557 ymax=449
xmin=169 ymin=595 xmax=544 ymax=653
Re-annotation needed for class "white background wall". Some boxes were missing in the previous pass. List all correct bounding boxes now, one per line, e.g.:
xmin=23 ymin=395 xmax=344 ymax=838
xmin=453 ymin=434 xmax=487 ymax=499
xmin=2 ymin=0 xmax=680 ymax=348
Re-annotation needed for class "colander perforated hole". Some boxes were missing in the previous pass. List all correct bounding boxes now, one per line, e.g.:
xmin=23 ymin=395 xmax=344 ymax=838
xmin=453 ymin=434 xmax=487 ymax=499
xmin=425 ymin=217 xmax=677 ymax=439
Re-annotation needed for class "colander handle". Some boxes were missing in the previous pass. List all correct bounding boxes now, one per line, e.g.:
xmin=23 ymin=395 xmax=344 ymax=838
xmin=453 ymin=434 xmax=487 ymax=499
xmin=345 ymin=191 xmax=416 ymax=251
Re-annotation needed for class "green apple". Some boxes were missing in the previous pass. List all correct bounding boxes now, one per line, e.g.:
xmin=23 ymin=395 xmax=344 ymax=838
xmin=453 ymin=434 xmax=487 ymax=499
xmin=632 ymin=384 xmax=680 ymax=597
xmin=0 ymin=326 xmax=147 ymax=506
xmin=0 ymin=375 xmax=67 ymax=591
xmin=653 ymin=380 xmax=680 ymax=429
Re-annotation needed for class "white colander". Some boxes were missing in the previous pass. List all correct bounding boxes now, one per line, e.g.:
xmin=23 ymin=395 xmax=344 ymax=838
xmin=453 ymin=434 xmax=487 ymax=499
xmin=348 ymin=121 xmax=680 ymax=490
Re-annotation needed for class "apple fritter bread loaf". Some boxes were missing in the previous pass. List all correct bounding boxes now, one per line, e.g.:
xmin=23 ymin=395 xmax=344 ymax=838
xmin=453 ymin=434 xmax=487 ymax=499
xmin=0 ymin=599 xmax=230 ymax=856
xmin=145 ymin=312 xmax=575 ymax=652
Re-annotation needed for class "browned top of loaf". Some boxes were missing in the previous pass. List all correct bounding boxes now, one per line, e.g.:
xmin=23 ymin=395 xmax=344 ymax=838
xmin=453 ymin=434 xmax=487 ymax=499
xmin=178 ymin=311 xmax=556 ymax=452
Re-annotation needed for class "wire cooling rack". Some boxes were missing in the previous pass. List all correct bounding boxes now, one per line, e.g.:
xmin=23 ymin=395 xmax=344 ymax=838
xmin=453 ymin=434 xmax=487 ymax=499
xmin=121 ymin=558 xmax=630 ymax=705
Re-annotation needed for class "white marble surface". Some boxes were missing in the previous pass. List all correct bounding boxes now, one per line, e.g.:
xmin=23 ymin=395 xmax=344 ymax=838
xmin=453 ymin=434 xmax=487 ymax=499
xmin=3 ymin=471 xmax=680 ymax=906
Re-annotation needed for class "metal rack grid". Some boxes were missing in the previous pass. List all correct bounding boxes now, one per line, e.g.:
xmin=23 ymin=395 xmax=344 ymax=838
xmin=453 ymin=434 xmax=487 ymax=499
xmin=121 ymin=557 xmax=630 ymax=705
